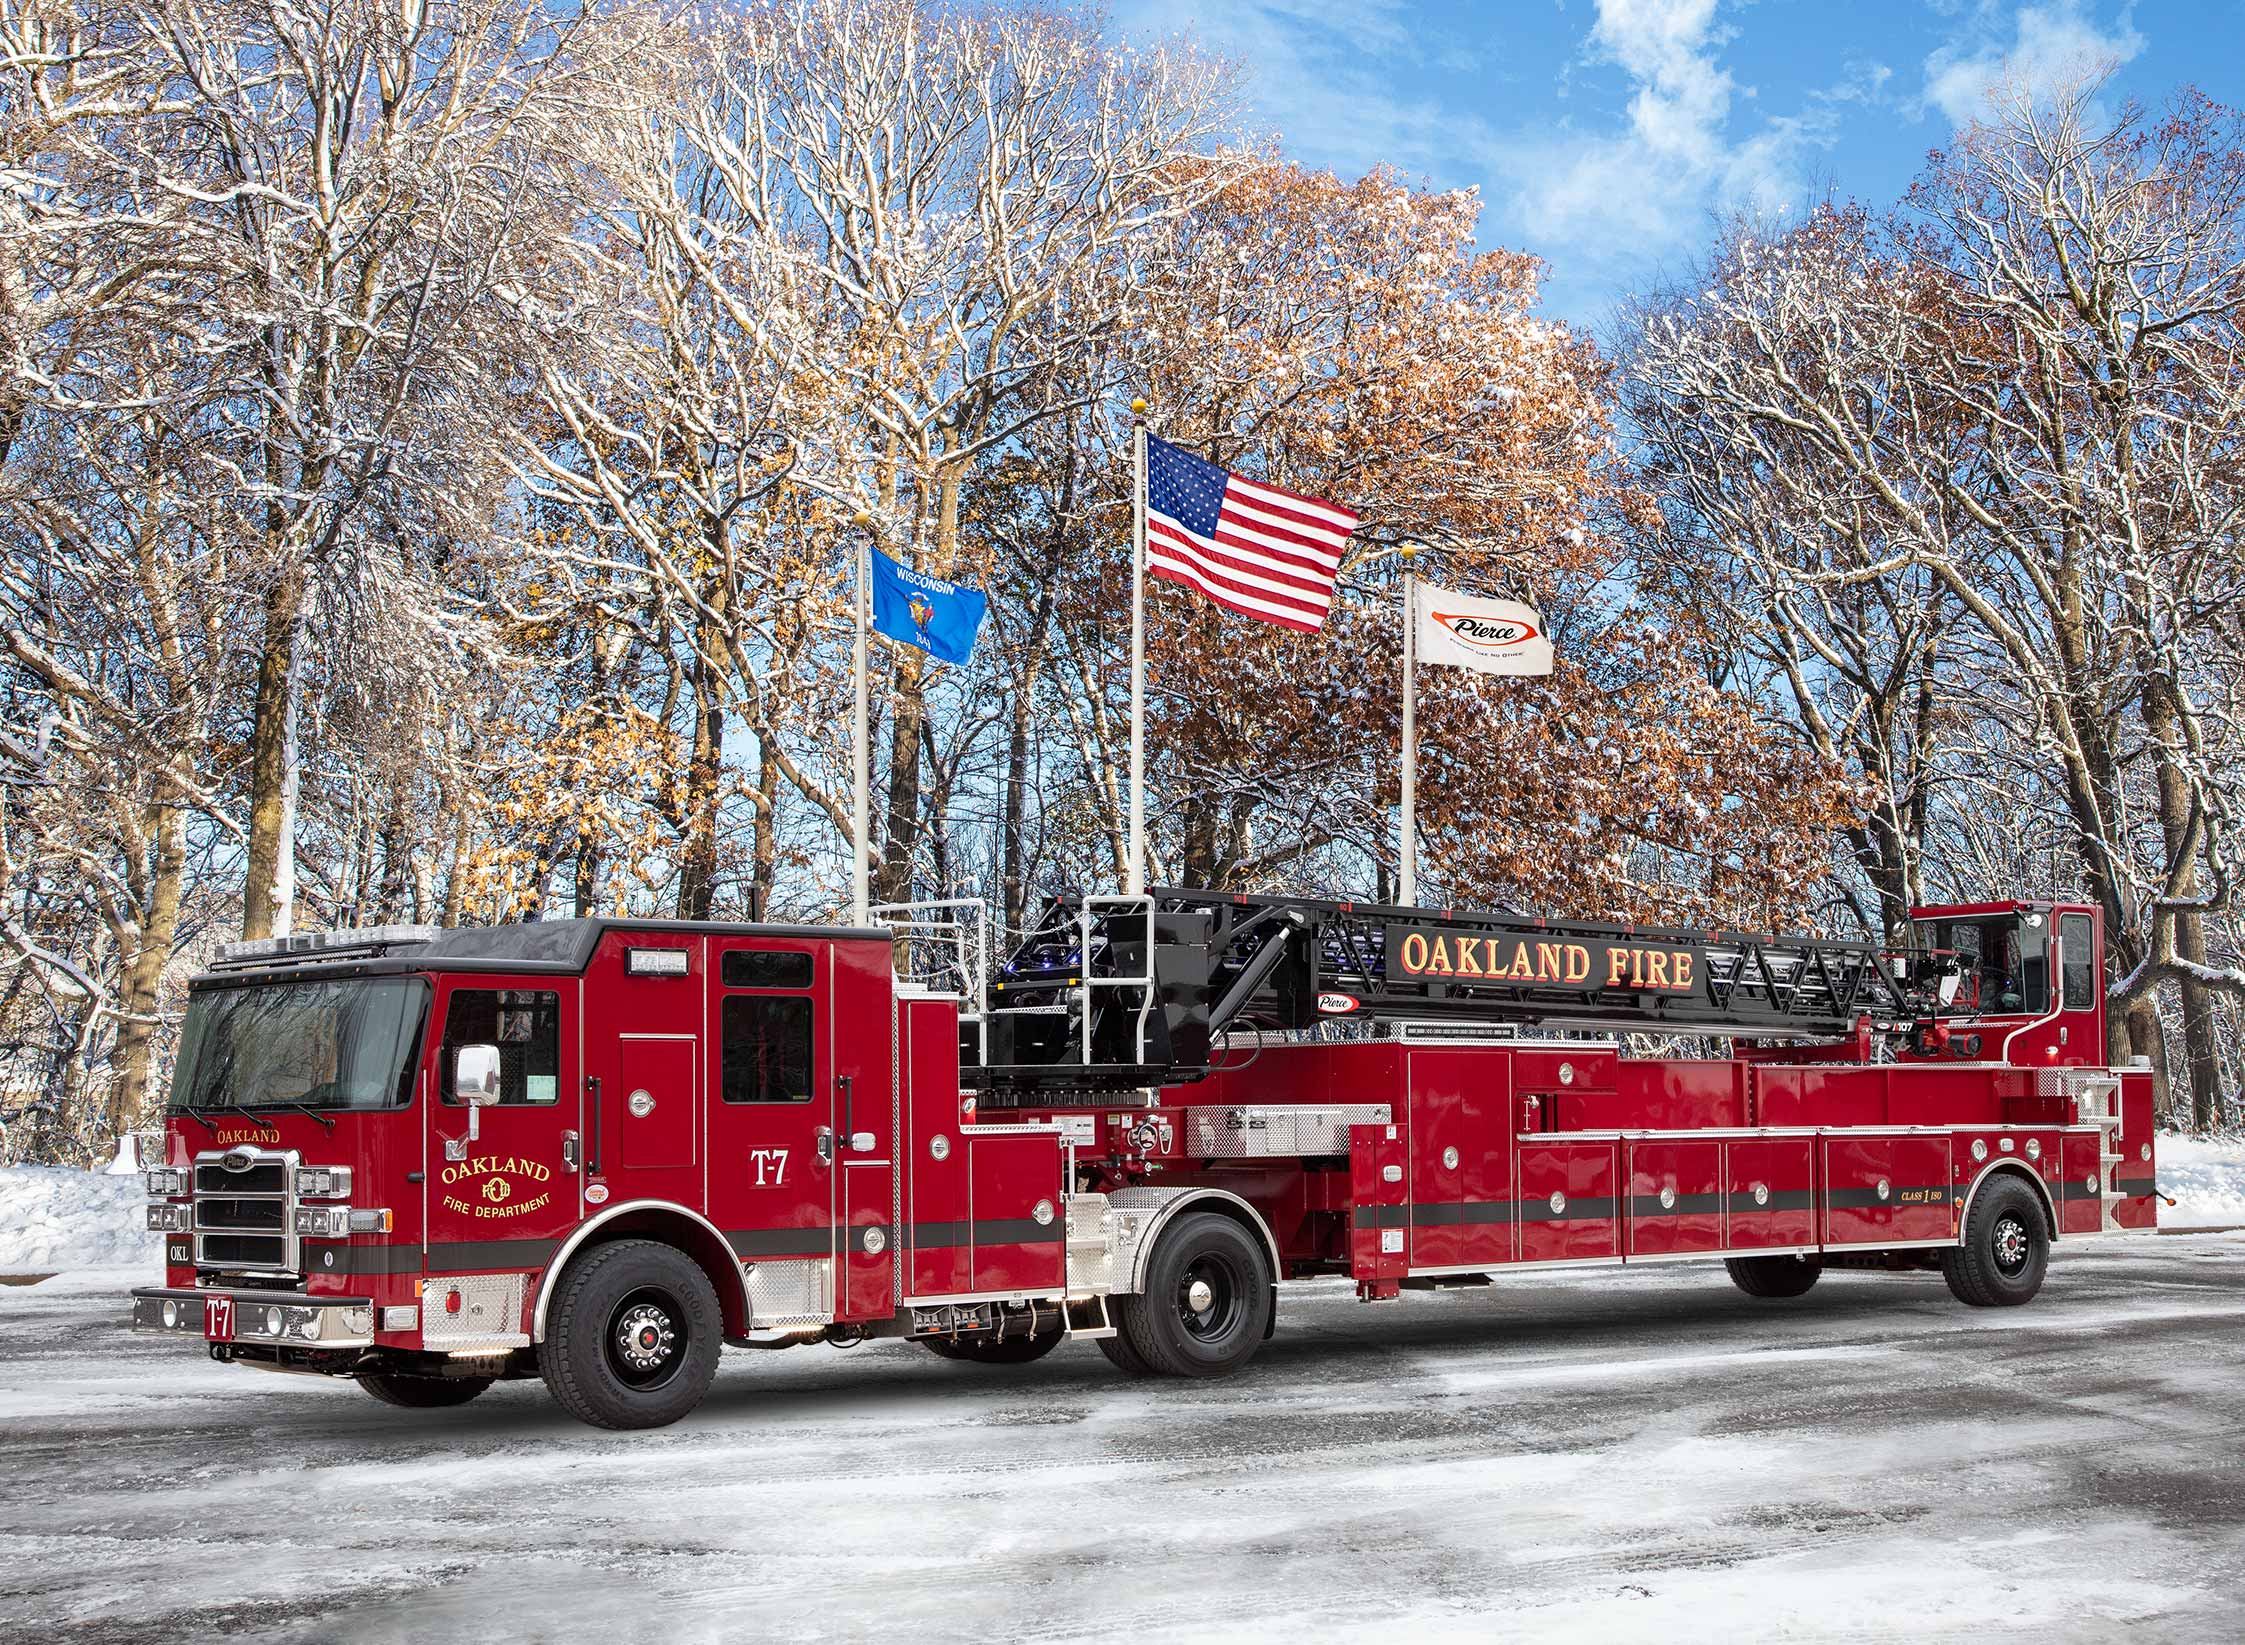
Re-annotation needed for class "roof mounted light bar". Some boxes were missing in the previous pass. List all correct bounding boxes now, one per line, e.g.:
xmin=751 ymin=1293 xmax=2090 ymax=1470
xmin=213 ymin=925 xmax=441 ymax=969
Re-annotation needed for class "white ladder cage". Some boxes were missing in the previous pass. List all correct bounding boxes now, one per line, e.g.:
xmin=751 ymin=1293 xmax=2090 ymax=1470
xmin=873 ymin=898 xmax=990 ymax=1063
xmin=1079 ymin=894 xmax=1158 ymax=1067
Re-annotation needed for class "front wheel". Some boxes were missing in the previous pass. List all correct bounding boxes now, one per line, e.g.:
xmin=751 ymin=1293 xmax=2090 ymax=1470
xmin=1942 ymin=1176 xmax=2049 ymax=1307
xmin=1111 ymin=1211 xmax=1273 ymax=1378
xmin=541 ymin=1239 xmax=723 ymax=1429
xmin=359 ymin=1371 xmax=494 ymax=1409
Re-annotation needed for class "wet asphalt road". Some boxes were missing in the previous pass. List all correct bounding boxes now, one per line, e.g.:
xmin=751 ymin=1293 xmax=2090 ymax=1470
xmin=2 ymin=1235 xmax=2242 ymax=1644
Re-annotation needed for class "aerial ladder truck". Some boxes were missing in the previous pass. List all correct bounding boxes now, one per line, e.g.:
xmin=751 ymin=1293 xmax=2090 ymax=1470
xmin=132 ymin=887 xmax=2152 ymax=1426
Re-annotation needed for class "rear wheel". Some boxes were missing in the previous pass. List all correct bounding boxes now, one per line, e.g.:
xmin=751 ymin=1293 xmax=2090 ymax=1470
xmin=1112 ymin=1211 xmax=1273 ymax=1378
xmin=541 ymin=1239 xmax=722 ymax=1429
xmin=1725 ymin=1255 xmax=1822 ymax=1298
xmin=358 ymin=1371 xmax=494 ymax=1409
xmin=1095 ymin=1330 xmax=1155 ymax=1376
xmin=918 ymin=1329 xmax=1063 ymax=1365
xmin=1942 ymin=1176 xmax=2049 ymax=1307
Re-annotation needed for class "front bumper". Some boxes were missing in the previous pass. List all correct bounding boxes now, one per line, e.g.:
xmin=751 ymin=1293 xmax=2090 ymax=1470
xmin=131 ymin=1286 xmax=375 ymax=1349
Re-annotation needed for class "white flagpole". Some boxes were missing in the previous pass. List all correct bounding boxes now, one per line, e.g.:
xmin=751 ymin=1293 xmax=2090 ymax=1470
xmin=1127 ymin=400 xmax=1148 ymax=897
xmin=850 ymin=510 xmax=872 ymax=925
xmin=1399 ymin=543 xmax=1418 ymax=907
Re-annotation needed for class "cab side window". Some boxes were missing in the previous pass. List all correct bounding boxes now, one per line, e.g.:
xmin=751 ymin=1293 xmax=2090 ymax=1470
xmin=721 ymin=997 xmax=813 ymax=1103
xmin=2061 ymin=914 xmax=2095 ymax=1011
xmin=440 ymin=988 xmax=561 ymax=1105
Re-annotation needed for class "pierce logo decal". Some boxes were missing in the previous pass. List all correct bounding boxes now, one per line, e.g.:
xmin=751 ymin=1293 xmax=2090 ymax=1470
xmin=1316 ymin=992 xmax=1361 ymax=1015
xmin=1431 ymin=612 xmax=1541 ymax=653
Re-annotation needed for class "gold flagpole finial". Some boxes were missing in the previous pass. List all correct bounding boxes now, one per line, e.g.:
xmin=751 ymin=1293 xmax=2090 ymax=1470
xmin=1130 ymin=398 xmax=1148 ymax=417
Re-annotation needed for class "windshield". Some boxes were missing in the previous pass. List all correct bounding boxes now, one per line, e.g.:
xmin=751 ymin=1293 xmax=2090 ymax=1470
xmin=1913 ymin=915 xmax=2047 ymax=1017
xmin=169 ymin=978 xmax=429 ymax=1114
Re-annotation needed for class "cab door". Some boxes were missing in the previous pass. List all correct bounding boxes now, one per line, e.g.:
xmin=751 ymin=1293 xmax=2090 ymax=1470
xmin=424 ymin=976 xmax=580 ymax=1270
xmin=703 ymin=938 xmax=840 ymax=1300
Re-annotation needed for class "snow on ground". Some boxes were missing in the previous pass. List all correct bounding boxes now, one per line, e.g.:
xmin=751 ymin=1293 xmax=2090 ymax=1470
xmin=0 ymin=1165 xmax=160 ymax=1272
xmin=2158 ymin=1131 xmax=2245 ymax=1228
xmin=4 ymin=1237 xmax=2245 ymax=1643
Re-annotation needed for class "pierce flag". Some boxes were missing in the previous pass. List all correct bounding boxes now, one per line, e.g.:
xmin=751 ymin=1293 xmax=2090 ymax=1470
xmin=868 ymin=548 xmax=987 ymax=666
xmin=1412 ymin=582 xmax=1554 ymax=676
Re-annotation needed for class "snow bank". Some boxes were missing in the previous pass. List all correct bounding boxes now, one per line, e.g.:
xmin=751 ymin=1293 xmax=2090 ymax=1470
xmin=2158 ymin=1132 xmax=2245 ymax=1229
xmin=0 ymin=1166 xmax=161 ymax=1273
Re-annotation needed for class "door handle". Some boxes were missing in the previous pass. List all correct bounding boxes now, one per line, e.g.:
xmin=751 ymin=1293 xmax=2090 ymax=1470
xmin=561 ymin=1131 xmax=580 ymax=1174
xmin=816 ymin=1127 xmax=835 ymax=1165
xmin=838 ymin=1074 xmax=855 ymax=1143
xmin=587 ymin=1077 xmax=602 ymax=1174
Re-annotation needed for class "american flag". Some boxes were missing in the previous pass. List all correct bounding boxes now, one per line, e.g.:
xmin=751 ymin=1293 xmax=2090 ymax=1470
xmin=1143 ymin=434 xmax=1357 ymax=633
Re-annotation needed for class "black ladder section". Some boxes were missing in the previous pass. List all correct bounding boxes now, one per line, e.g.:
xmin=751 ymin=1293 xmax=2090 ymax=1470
xmin=966 ymin=888 xmax=1911 ymax=1106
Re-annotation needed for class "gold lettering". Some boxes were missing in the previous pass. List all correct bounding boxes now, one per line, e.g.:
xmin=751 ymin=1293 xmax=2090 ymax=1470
xmin=1402 ymin=932 xmax=1429 ymax=974
xmin=1606 ymin=947 xmax=1630 ymax=988
xmin=1536 ymin=942 xmax=1563 ymax=982
xmin=1504 ymin=943 xmax=1534 ymax=980
xmin=1453 ymin=937 xmax=1483 ymax=977
xmin=1428 ymin=936 xmax=1452 ymax=973
xmin=1673 ymin=952 xmax=1694 ymax=991
xmin=1565 ymin=945 xmax=1590 ymax=983
xmin=1646 ymin=951 xmax=1670 ymax=990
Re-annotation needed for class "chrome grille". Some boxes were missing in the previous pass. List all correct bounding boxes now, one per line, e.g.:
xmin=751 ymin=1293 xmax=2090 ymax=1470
xmin=196 ymin=1160 xmax=287 ymax=1194
xmin=191 ymin=1147 xmax=299 ymax=1275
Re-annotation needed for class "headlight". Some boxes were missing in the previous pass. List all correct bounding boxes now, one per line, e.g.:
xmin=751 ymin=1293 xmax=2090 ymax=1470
xmin=294 ymin=1205 xmax=391 ymax=1237
xmin=263 ymin=1307 xmax=285 ymax=1337
xmin=145 ymin=1204 xmax=191 ymax=1232
xmin=294 ymin=1166 xmax=353 ymax=1199
xmin=144 ymin=1167 xmax=186 ymax=1197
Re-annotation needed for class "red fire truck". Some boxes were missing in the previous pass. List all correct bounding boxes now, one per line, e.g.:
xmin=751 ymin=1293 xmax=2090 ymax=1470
xmin=132 ymin=890 xmax=2156 ymax=1428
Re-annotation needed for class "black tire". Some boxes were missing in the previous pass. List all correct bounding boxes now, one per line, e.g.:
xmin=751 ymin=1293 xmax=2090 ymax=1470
xmin=540 ymin=1239 xmax=723 ymax=1430
xmin=1095 ymin=1329 xmax=1155 ymax=1376
xmin=358 ymin=1371 xmax=495 ymax=1409
xmin=1726 ymin=1255 xmax=1822 ymax=1298
xmin=918 ymin=1330 xmax=1063 ymax=1365
xmin=1111 ymin=1211 xmax=1273 ymax=1378
xmin=1942 ymin=1176 xmax=2049 ymax=1307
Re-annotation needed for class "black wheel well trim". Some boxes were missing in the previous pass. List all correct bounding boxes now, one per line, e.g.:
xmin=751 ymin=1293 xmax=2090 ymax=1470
xmin=532 ymin=1201 xmax=752 ymax=1343
xmin=1958 ymin=1158 xmax=2057 ymax=1243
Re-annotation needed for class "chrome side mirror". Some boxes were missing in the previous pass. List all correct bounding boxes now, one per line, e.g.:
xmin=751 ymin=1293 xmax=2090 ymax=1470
xmin=454 ymin=1044 xmax=503 ymax=1105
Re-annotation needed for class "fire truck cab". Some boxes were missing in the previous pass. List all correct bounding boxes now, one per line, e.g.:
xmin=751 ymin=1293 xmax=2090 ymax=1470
xmin=132 ymin=893 xmax=2155 ymax=1430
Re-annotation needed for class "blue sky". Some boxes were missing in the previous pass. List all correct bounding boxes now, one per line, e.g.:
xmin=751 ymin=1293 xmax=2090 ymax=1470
xmin=1111 ymin=1 xmax=2242 ymax=333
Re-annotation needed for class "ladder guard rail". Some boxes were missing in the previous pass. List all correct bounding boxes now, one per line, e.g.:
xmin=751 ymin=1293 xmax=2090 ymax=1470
xmin=1079 ymin=894 xmax=1157 ymax=1066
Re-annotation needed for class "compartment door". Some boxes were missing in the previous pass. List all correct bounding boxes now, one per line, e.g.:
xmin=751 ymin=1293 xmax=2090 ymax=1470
xmin=1518 ymin=1139 xmax=1621 ymax=1262
xmin=840 ymin=1160 xmax=895 ymax=1321
xmin=1627 ymin=1139 xmax=1723 ymax=1257
xmin=1823 ymin=1134 xmax=1954 ymax=1247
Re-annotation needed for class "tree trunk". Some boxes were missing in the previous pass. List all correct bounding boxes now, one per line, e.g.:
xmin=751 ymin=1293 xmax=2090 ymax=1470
xmin=749 ymin=735 xmax=780 ymax=920
xmin=2142 ymin=674 xmax=2225 ymax=1129
xmin=675 ymin=569 xmax=730 ymax=921
xmin=241 ymin=564 xmax=309 ymax=939
xmin=109 ymin=802 xmax=186 ymax=1137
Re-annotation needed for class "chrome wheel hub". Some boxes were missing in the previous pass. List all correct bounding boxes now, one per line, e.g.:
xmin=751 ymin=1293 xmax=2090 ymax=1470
xmin=1993 ymin=1215 xmax=2029 ymax=1274
xmin=1185 ymin=1278 xmax=1215 ymax=1313
xmin=615 ymin=1303 xmax=676 ymax=1373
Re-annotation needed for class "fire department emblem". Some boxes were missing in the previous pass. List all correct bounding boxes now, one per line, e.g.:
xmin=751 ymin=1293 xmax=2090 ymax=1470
xmin=481 ymin=1176 xmax=512 ymax=1205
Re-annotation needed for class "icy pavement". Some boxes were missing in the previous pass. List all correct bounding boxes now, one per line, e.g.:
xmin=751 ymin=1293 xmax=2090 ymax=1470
xmin=4 ymin=1240 xmax=2244 ymax=1643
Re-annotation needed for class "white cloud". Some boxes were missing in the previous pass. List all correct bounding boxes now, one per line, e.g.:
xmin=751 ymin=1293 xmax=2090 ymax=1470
xmin=1501 ymin=1 xmax=1865 ymax=271
xmin=1920 ymin=2 xmax=2145 ymax=126
xmin=1115 ymin=0 xmax=1490 ymax=180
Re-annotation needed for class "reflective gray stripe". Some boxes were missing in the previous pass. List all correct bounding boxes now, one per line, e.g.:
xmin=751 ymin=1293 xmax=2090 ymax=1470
xmin=726 ymin=1227 xmax=833 ymax=1258
xmin=310 ymin=1243 xmax=422 ymax=1276
xmin=427 ymin=1237 xmax=562 ymax=1270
